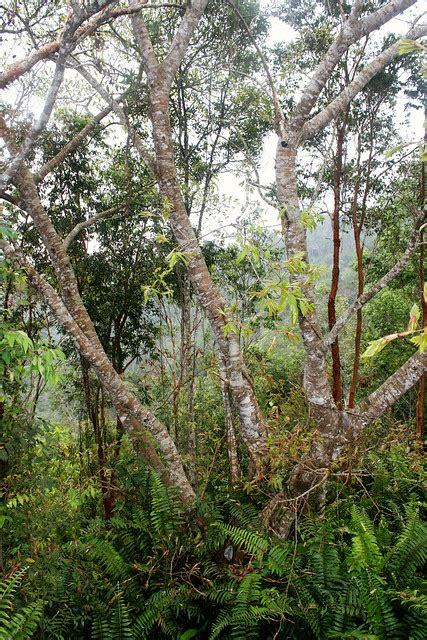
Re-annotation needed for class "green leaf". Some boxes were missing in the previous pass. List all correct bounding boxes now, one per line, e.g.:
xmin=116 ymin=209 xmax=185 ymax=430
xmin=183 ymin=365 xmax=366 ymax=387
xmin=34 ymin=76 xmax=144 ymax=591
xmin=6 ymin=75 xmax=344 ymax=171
xmin=223 ymin=321 xmax=238 ymax=337
xmin=384 ymin=143 xmax=404 ymax=159
xmin=236 ymin=246 xmax=248 ymax=265
xmin=179 ymin=630 xmax=200 ymax=640
xmin=361 ymin=337 xmax=388 ymax=359
xmin=408 ymin=303 xmax=420 ymax=331
xmin=410 ymin=329 xmax=427 ymax=353
xmin=398 ymin=39 xmax=425 ymax=56
xmin=0 ymin=225 xmax=18 ymax=240
xmin=288 ymin=294 xmax=299 ymax=324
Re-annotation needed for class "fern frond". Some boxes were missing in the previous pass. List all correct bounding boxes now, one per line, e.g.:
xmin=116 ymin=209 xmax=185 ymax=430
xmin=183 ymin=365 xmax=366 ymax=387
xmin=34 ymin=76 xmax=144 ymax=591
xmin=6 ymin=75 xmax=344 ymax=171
xmin=91 ymin=617 xmax=112 ymax=640
xmin=267 ymin=543 xmax=293 ymax=576
xmin=0 ymin=599 xmax=44 ymax=640
xmin=355 ymin=570 xmax=400 ymax=638
xmin=385 ymin=502 xmax=427 ymax=583
xmin=150 ymin=471 xmax=183 ymax=540
xmin=228 ymin=500 xmax=262 ymax=530
xmin=0 ymin=568 xmax=44 ymax=640
xmin=349 ymin=507 xmax=383 ymax=572
xmin=89 ymin=539 xmax=130 ymax=581
xmin=217 ymin=523 xmax=268 ymax=556
xmin=110 ymin=594 xmax=133 ymax=639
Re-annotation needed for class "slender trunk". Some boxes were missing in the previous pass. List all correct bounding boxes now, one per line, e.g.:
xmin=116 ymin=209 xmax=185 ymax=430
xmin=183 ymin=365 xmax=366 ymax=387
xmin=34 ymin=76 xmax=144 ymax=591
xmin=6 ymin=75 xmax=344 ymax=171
xmin=180 ymin=272 xmax=197 ymax=484
xmin=416 ymin=146 xmax=426 ymax=444
xmin=219 ymin=361 xmax=241 ymax=487
xmin=81 ymin=359 xmax=113 ymax=520
xmin=328 ymin=121 xmax=346 ymax=409
xmin=146 ymin=76 xmax=267 ymax=469
xmin=348 ymin=130 xmax=373 ymax=408
xmin=186 ymin=344 xmax=197 ymax=486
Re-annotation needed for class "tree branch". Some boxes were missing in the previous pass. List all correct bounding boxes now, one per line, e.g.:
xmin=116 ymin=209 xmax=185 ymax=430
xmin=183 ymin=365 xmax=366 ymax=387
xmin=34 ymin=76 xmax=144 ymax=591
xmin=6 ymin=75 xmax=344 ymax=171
xmin=0 ymin=0 xmax=119 ymax=89
xmin=325 ymin=212 xmax=425 ymax=346
xmin=34 ymin=104 xmax=113 ymax=183
xmin=0 ymin=236 xmax=195 ymax=500
xmin=303 ymin=23 xmax=427 ymax=140
xmin=63 ymin=206 xmax=125 ymax=251
xmin=161 ymin=0 xmax=210 ymax=87
xmin=351 ymin=350 xmax=427 ymax=434
xmin=72 ymin=62 xmax=155 ymax=171
xmin=227 ymin=0 xmax=286 ymax=136
xmin=0 ymin=48 xmax=69 ymax=190
xmin=289 ymin=0 xmax=418 ymax=138
xmin=131 ymin=2 xmax=160 ymax=71
xmin=0 ymin=236 xmax=167 ymax=480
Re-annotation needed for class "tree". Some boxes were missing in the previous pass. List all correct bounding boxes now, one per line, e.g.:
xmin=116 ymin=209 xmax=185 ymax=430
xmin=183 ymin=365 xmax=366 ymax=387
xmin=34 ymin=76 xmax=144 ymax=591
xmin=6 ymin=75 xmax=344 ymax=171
xmin=1 ymin=0 xmax=426 ymax=524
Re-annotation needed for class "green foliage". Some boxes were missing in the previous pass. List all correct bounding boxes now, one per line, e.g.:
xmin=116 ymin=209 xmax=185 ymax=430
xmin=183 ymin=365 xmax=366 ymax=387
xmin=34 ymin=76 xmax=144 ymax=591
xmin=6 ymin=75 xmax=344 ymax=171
xmin=0 ymin=569 xmax=44 ymax=640
xmin=5 ymin=446 xmax=422 ymax=639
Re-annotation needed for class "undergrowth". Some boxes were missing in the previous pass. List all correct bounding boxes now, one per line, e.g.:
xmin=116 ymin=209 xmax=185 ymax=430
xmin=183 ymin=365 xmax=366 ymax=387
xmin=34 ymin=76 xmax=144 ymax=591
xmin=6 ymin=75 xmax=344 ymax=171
xmin=5 ymin=442 xmax=424 ymax=639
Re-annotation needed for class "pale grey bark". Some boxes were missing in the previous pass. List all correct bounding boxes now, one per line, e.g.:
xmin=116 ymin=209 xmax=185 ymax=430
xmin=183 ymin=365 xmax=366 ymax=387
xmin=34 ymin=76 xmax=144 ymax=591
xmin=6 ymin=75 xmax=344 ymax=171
xmin=162 ymin=0 xmax=211 ymax=88
xmin=289 ymin=0 xmax=418 ymax=139
xmin=351 ymin=351 xmax=427 ymax=434
xmin=271 ymin=0 xmax=426 ymax=505
xmin=302 ymin=23 xmax=427 ymax=141
xmin=130 ymin=4 xmax=268 ymax=468
xmin=326 ymin=214 xmax=425 ymax=346
xmin=219 ymin=361 xmax=241 ymax=486
xmin=0 ymin=0 xmax=124 ymax=190
xmin=1 ymin=113 xmax=195 ymax=502
xmin=63 ymin=206 xmax=124 ymax=251
xmin=275 ymin=144 xmax=343 ymax=465
xmin=0 ymin=0 xmax=147 ymax=89
xmin=0 ymin=239 xmax=195 ymax=502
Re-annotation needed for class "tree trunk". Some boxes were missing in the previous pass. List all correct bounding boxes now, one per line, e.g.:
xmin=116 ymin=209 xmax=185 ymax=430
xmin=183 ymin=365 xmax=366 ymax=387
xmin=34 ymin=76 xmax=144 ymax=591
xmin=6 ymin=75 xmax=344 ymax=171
xmin=328 ymin=122 xmax=346 ymax=409
xmin=219 ymin=361 xmax=241 ymax=486
xmin=1 ymin=236 xmax=195 ymax=504
xmin=416 ymin=149 xmax=426 ymax=444
xmin=145 ymin=74 xmax=267 ymax=470
xmin=276 ymin=144 xmax=344 ymax=468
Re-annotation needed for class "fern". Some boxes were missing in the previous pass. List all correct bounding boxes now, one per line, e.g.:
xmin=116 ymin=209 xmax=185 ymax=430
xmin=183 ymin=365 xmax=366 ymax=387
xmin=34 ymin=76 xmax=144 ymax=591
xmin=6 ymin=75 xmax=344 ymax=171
xmin=385 ymin=502 xmax=427 ymax=583
xmin=132 ymin=589 xmax=178 ymax=638
xmin=216 ymin=523 xmax=269 ymax=556
xmin=110 ymin=594 xmax=133 ymax=639
xmin=349 ymin=507 xmax=383 ymax=571
xmin=0 ymin=569 xmax=44 ymax=640
xmin=267 ymin=543 xmax=293 ymax=576
xmin=228 ymin=500 xmax=262 ymax=530
xmin=91 ymin=617 xmax=112 ymax=640
xmin=355 ymin=571 xmax=400 ymax=638
xmin=88 ymin=539 xmax=131 ymax=582
xmin=150 ymin=470 xmax=183 ymax=541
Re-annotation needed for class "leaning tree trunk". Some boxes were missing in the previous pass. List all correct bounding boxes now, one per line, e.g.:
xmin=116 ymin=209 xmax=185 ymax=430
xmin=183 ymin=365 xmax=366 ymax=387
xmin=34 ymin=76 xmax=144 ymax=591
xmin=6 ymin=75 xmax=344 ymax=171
xmin=143 ymin=74 xmax=267 ymax=470
xmin=0 ymin=160 xmax=195 ymax=503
